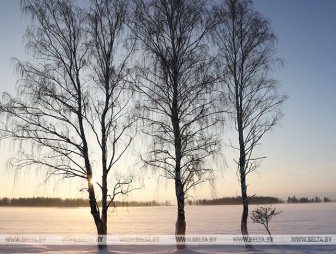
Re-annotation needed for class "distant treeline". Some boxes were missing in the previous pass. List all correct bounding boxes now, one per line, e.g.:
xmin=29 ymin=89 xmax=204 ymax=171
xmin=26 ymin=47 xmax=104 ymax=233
xmin=287 ymin=196 xmax=335 ymax=203
xmin=193 ymin=195 xmax=336 ymax=205
xmin=0 ymin=197 xmax=88 ymax=207
xmin=0 ymin=196 xmax=334 ymax=207
xmin=0 ymin=197 xmax=171 ymax=207
xmin=192 ymin=196 xmax=284 ymax=205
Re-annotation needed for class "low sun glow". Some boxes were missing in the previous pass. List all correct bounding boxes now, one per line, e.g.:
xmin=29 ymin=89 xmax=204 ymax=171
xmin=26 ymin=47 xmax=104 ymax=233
xmin=89 ymin=175 xmax=100 ymax=186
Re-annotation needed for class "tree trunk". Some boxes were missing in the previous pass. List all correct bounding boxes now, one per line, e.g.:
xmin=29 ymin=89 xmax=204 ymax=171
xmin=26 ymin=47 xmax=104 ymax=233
xmin=100 ymin=170 xmax=108 ymax=249
xmin=171 ymin=73 xmax=186 ymax=249
xmin=264 ymin=225 xmax=272 ymax=239
xmin=238 ymin=114 xmax=250 ymax=247
xmin=240 ymin=172 xmax=251 ymax=248
xmin=175 ymin=177 xmax=186 ymax=249
xmin=240 ymin=175 xmax=248 ymax=235
xmin=175 ymin=211 xmax=186 ymax=250
xmin=237 ymin=88 xmax=250 ymax=248
xmin=88 ymin=179 xmax=107 ymax=249
xmin=97 ymin=226 xmax=107 ymax=249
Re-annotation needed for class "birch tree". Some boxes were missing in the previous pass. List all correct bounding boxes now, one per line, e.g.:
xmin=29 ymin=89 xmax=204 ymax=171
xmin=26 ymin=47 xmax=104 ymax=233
xmin=213 ymin=0 xmax=287 ymax=246
xmin=132 ymin=0 xmax=220 ymax=249
xmin=0 ymin=0 xmax=135 ymax=249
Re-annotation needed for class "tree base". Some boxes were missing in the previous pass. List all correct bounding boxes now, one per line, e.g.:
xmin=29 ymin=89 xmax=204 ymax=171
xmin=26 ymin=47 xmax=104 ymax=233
xmin=175 ymin=213 xmax=186 ymax=249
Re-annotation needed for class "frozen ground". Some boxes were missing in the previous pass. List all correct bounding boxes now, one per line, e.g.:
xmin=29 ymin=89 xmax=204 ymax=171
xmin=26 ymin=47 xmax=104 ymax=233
xmin=0 ymin=204 xmax=335 ymax=253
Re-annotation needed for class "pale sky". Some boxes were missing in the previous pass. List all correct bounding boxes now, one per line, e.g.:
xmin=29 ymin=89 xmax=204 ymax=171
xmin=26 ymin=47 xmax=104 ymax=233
xmin=0 ymin=0 xmax=335 ymax=202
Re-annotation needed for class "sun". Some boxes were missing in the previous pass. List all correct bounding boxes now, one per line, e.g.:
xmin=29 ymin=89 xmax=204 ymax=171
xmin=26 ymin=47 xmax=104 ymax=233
xmin=89 ymin=175 xmax=100 ymax=186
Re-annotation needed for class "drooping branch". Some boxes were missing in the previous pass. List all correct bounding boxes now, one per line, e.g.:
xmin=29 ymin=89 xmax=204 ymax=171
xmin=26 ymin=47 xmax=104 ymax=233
xmin=131 ymin=1 xmax=222 ymax=219
xmin=0 ymin=0 xmax=137 ymax=246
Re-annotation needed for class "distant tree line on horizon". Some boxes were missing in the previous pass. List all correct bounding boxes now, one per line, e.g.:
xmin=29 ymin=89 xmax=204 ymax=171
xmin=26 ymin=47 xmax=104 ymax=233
xmin=193 ymin=196 xmax=335 ymax=205
xmin=193 ymin=196 xmax=284 ymax=205
xmin=287 ymin=196 xmax=334 ymax=203
xmin=0 ymin=196 xmax=334 ymax=207
xmin=0 ymin=197 xmax=170 ymax=207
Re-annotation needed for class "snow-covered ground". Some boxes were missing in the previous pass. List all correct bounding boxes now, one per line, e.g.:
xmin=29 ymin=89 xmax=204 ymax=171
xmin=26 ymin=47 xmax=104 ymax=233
xmin=0 ymin=203 xmax=335 ymax=253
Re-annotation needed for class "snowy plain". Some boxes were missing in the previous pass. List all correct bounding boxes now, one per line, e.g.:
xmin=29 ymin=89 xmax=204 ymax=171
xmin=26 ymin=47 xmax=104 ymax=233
xmin=0 ymin=203 xmax=336 ymax=253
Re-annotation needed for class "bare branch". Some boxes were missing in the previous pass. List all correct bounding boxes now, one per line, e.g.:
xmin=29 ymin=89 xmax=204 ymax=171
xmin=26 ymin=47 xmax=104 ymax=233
xmin=131 ymin=2 xmax=222 ymax=241
xmin=0 ymin=0 xmax=137 ymax=241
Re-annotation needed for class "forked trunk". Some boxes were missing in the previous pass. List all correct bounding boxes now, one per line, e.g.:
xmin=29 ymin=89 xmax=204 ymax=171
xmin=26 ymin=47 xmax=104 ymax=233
xmin=88 ymin=179 xmax=107 ymax=249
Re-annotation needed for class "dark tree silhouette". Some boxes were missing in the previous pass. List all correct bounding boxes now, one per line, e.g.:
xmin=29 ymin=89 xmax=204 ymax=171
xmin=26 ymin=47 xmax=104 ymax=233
xmin=250 ymin=205 xmax=282 ymax=237
xmin=131 ymin=0 xmax=221 ymax=249
xmin=0 ymin=0 xmax=136 ymax=249
xmin=213 ymin=0 xmax=287 ymax=247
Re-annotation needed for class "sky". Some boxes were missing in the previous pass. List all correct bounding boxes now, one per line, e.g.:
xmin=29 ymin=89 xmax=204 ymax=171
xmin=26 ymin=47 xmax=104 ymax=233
xmin=0 ymin=0 xmax=335 ymax=202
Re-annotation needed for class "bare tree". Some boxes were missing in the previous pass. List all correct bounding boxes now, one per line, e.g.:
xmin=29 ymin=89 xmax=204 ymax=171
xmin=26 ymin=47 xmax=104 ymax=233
xmin=250 ymin=205 xmax=282 ymax=238
xmin=131 ymin=0 xmax=220 ymax=249
xmin=213 ymin=0 xmax=287 ymax=247
xmin=86 ymin=0 xmax=137 ymax=244
xmin=0 ymin=0 xmax=136 ymax=249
